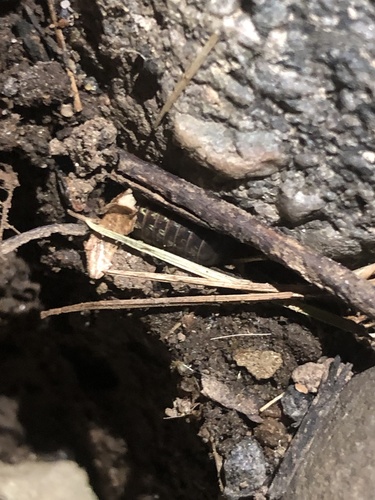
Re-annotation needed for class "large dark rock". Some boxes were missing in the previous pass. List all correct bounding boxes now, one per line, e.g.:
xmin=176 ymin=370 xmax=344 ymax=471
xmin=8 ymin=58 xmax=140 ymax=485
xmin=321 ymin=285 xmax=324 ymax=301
xmin=284 ymin=366 xmax=375 ymax=500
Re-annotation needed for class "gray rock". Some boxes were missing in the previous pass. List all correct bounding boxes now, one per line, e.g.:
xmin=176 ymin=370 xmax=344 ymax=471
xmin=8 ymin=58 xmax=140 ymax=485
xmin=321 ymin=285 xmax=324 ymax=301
xmin=281 ymin=386 xmax=314 ymax=426
xmin=173 ymin=114 xmax=285 ymax=179
xmin=284 ymin=367 xmax=375 ymax=500
xmin=223 ymin=437 xmax=268 ymax=499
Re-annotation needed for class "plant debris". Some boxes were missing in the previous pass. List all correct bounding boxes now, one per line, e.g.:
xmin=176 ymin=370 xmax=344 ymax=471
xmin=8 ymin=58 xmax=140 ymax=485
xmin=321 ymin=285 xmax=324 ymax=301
xmin=84 ymin=190 xmax=137 ymax=279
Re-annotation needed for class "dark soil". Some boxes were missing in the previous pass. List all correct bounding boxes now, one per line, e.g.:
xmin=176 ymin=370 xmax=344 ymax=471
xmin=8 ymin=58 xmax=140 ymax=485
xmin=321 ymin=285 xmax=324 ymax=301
xmin=0 ymin=2 xmax=374 ymax=500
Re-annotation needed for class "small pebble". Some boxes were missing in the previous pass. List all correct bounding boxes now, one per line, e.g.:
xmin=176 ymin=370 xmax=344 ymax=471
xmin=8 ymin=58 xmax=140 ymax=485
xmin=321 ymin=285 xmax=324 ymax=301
xmin=294 ymin=383 xmax=309 ymax=394
xmin=253 ymin=418 xmax=288 ymax=449
xmin=60 ymin=103 xmax=74 ymax=118
xmin=224 ymin=437 xmax=268 ymax=499
xmin=292 ymin=362 xmax=326 ymax=393
xmin=281 ymin=385 xmax=314 ymax=426
xmin=176 ymin=332 xmax=186 ymax=342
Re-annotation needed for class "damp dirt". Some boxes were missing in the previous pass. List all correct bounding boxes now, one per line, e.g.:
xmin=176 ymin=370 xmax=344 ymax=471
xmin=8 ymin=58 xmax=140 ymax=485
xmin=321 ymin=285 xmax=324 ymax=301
xmin=0 ymin=2 xmax=375 ymax=500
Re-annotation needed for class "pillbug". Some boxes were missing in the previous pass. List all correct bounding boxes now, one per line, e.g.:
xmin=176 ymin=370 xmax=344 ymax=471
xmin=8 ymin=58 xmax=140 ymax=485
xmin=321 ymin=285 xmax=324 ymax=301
xmin=132 ymin=205 xmax=225 ymax=266
xmin=57 ymin=174 xmax=228 ymax=267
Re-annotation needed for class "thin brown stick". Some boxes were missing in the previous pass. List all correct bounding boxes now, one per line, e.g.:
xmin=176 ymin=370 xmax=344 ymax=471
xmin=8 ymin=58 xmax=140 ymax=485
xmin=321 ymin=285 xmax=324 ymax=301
xmin=0 ymin=223 xmax=87 ymax=255
xmin=153 ymin=32 xmax=220 ymax=128
xmin=46 ymin=0 xmax=82 ymax=112
xmin=259 ymin=393 xmax=285 ymax=413
xmin=115 ymin=152 xmax=375 ymax=319
xmin=41 ymin=292 xmax=297 ymax=319
xmin=287 ymin=302 xmax=365 ymax=335
xmin=210 ymin=333 xmax=271 ymax=340
xmin=46 ymin=0 xmax=66 ymax=50
xmin=66 ymin=68 xmax=83 ymax=113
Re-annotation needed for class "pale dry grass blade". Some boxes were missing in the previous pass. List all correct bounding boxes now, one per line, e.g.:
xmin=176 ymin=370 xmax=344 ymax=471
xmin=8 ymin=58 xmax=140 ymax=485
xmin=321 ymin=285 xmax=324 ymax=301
xmin=153 ymin=32 xmax=220 ymax=128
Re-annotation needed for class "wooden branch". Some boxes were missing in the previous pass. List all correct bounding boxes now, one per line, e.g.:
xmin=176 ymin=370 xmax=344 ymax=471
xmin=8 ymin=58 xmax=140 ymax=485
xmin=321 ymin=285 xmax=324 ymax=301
xmin=115 ymin=151 xmax=375 ymax=319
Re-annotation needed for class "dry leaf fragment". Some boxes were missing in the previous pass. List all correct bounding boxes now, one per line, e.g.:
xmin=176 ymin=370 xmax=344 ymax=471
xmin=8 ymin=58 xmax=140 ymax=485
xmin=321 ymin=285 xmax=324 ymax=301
xmin=164 ymin=397 xmax=200 ymax=419
xmin=85 ymin=190 xmax=137 ymax=279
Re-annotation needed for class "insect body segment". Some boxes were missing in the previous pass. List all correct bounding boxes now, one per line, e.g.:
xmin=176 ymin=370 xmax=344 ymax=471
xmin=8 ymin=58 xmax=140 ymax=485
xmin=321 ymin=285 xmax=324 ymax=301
xmin=133 ymin=206 xmax=223 ymax=266
xmin=56 ymin=175 xmax=226 ymax=269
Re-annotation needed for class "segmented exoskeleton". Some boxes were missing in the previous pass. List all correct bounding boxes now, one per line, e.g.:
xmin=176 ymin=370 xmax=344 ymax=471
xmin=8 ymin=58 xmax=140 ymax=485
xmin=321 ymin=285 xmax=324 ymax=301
xmin=57 ymin=172 xmax=226 ymax=266
xmin=133 ymin=205 xmax=224 ymax=266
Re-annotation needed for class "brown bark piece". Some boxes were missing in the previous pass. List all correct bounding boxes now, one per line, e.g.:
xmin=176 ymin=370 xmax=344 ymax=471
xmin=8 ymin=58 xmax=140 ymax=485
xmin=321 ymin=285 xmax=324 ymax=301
xmin=115 ymin=152 xmax=375 ymax=319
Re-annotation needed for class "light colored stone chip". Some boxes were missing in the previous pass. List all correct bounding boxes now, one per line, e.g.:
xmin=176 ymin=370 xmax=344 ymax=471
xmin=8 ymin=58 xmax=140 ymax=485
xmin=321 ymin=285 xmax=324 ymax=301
xmin=0 ymin=459 xmax=98 ymax=500
xmin=233 ymin=348 xmax=283 ymax=380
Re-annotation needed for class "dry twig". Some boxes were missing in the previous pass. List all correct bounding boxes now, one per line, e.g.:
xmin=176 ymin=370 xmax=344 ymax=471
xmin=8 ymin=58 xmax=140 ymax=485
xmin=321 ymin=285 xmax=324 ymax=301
xmin=259 ymin=393 xmax=285 ymax=413
xmin=153 ymin=32 xmax=220 ymax=128
xmin=210 ymin=333 xmax=271 ymax=340
xmin=46 ymin=0 xmax=82 ymax=112
xmin=41 ymin=292 xmax=298 ymax=319
xmin=0 ymin=223 xmax=87 ymax=255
